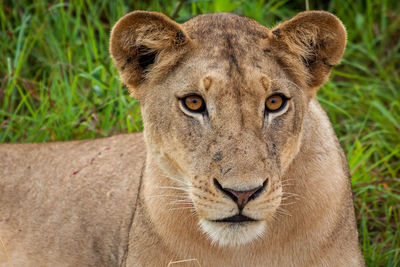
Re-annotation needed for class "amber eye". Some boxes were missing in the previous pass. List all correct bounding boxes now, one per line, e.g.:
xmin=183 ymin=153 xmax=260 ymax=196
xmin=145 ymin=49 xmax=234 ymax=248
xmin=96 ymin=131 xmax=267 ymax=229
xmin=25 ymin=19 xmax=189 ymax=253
xmin=265 ymin=94 xmax=287 ymax=112
xmin=182 ymin=95 xmax=206 ymax=113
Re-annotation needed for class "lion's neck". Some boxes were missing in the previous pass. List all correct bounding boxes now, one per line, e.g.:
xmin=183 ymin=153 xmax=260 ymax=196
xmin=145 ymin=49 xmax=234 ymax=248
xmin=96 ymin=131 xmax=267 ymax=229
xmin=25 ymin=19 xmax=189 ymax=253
xmin=127 ymin=100 xmax=354 ymax=266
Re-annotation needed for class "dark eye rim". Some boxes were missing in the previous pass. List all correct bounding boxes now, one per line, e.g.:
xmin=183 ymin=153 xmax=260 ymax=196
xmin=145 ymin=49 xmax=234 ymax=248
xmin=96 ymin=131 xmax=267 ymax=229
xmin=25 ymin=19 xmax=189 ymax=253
xmin=179 ymin=94 xmax=207 ymax=113
xmin=265 ymin=93 xmax=291 ymax=113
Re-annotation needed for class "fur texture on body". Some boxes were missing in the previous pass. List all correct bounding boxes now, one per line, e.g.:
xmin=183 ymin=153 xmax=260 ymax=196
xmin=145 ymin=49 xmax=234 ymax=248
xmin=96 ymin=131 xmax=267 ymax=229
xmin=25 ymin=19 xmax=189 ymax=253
xmin=0 ymin=11 xmax=364 ymax=266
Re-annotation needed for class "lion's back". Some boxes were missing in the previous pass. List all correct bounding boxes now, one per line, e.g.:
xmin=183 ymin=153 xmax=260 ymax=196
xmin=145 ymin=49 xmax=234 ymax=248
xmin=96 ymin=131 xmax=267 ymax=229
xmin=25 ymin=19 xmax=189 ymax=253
xmin=0 ymin=133 xmax=145 ymax=266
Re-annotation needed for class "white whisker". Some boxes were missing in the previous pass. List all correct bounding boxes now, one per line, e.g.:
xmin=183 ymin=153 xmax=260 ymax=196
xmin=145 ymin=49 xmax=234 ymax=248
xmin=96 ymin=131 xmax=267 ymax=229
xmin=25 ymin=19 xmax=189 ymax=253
xmin=281 ymin=192 xmax=301 ymax=198
xmin=278 ymin=201 xmax=297 ymax=206
xmin=158 ymin=186 xmax=191 ymax=192
xmin=162 ymin=174 xmax=191 ymax=187
xmin=167 ymin=204 xmax=194 ymax=207
xmin=169 ymin=207 xmax=197 ymax=211
xmin=276 ymin=207 xmax=292 ymax=217
xmin=148 ymin=193 xmax=191 ymax=199
xmin=168 ymin=200 xmax=193 ymax=204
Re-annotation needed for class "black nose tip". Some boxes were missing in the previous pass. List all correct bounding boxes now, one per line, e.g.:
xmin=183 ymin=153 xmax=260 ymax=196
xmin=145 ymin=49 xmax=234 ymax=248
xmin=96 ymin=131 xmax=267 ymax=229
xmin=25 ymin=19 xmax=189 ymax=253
xmin=213 ymin=178 xmax=267 ymax=210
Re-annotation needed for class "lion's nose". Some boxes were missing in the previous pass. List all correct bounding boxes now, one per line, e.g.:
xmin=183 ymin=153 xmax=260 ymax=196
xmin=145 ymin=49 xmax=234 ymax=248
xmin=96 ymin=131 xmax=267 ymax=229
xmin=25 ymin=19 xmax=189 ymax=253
xmin=213 ymin=179 xmax=267 ymax=210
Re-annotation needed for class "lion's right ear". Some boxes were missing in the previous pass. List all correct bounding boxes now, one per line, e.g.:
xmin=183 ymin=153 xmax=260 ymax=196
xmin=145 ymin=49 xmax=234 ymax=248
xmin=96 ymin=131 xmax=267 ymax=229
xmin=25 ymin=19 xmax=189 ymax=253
xmin=268 ymin=11 xmax=346 ymax=95
xmin=110 ymin=11 xmax=191 ymax=96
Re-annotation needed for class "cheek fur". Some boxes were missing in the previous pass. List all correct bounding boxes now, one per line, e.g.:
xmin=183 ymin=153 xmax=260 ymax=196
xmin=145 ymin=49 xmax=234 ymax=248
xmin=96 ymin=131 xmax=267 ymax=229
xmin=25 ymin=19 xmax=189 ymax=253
xmin=265 ymin=98 xmax=305 ymax=171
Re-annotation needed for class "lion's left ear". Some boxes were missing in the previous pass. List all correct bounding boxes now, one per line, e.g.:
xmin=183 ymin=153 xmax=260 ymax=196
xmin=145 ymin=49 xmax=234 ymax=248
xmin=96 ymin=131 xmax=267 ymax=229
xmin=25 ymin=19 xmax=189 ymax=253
xmin=269 ymin=11 xmax=346 ymax=93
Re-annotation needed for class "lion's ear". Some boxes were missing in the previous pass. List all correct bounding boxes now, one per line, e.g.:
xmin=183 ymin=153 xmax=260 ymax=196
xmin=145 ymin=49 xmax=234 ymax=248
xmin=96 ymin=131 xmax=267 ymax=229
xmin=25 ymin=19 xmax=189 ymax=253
xmin=110 ymin=11 xmax=190 ymax=96
xmin=269 ymin=11 xmax=346 ymax=93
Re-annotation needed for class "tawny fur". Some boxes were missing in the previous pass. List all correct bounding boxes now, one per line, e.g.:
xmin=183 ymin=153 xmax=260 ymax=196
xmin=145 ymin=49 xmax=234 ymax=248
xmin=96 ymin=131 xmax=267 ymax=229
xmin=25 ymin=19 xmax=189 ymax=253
xmin=0 ymin=11 xmax=364 ymax=266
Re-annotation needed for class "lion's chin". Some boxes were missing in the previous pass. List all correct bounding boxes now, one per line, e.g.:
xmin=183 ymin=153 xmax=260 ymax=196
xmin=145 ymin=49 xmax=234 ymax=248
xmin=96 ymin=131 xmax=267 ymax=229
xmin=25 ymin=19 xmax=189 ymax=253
xmin=199 ymin=219 xmax=266 ymax=247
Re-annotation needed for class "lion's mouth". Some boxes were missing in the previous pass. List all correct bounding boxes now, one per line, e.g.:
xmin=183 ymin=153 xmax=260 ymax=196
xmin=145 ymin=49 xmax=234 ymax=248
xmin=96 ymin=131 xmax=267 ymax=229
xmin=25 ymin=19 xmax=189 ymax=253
xmin=213 ymin=214 xmax=257 ymax=223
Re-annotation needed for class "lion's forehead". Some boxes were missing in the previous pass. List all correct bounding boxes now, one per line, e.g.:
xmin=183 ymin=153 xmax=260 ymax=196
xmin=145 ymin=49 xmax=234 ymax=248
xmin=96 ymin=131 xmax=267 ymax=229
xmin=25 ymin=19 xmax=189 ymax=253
xmin=181 ymin=13 xmax=272 ymax=72
xmin=183 ymin=13 xmax=268 ymax=40
xmin=161 ymin=14 xmax=293 ymax=101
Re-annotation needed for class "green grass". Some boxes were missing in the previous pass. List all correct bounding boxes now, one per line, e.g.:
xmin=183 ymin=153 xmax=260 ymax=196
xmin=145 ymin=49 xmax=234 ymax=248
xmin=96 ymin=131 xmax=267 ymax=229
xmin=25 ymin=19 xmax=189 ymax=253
xmin=1 ymin=0 xmax=399 ymax=265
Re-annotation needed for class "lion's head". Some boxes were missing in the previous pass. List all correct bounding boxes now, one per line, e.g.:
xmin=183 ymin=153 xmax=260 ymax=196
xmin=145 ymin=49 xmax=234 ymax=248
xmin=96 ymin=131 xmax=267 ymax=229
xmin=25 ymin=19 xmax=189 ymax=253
xmin=110 ymin=11 xmax=346 ymax=246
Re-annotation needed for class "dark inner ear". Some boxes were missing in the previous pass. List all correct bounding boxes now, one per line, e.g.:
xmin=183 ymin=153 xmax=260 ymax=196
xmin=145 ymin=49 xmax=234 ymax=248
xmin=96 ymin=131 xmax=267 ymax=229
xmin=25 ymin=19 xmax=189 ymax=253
xmin=298 ymin=38 xmax=317 ymax=67
xmin=137 ymin=46 xmax=157 ymax=70
xmin=300 ymin=54 xmax=316 ymax=67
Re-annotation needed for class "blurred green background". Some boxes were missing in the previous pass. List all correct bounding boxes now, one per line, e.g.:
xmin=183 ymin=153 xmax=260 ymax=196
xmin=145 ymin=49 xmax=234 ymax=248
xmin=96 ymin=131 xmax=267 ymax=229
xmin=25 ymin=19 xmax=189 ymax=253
xmin=1 ymin=0 xmax=399 ymax=265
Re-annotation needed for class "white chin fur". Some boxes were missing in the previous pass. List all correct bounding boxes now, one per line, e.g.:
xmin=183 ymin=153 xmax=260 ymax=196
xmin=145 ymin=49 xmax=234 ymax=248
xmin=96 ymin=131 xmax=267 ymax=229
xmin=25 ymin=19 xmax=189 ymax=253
xmin=199 ymin=219 xmax=266 ymax=247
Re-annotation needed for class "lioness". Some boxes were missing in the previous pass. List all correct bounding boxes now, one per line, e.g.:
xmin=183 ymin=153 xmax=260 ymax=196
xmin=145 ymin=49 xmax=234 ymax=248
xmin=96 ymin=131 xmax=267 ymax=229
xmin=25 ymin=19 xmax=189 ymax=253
xmin=0 ymin=10 xmax=364 ymax=266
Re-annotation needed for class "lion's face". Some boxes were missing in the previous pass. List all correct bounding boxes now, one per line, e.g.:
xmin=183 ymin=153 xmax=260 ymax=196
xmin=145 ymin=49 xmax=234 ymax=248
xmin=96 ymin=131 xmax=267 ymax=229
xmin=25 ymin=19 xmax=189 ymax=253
xmin=110 ymin=11 xmax=346 ymax=246
xmin=141 ymin=39 xmax=307 ymax=246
